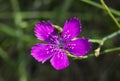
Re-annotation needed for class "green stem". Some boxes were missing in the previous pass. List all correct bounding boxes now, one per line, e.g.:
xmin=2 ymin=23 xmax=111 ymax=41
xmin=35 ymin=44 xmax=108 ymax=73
xmin=100 ymin=0 xmax=120 ymax=29
xmin=67 ymin=47 xmax=120 ymax=60
xmin=102 ymin=30 xmax=120 ymax=41
xmin=89 ymin=39 xmax=101 ymax=43
xmin=94 ymin=30 xmax=120 ymax=56
xmin=103 ymin=47 xmax=120 ymax=54
xmin=53 ymin=25 xmax=62 ymax=32
xmin=81 ymin=0 xmax=120 ymax=16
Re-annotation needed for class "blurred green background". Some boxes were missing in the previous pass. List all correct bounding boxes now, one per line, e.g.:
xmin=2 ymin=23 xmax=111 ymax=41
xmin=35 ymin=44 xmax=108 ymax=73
xmin=0 ymin=0 xmax=120 ymax=81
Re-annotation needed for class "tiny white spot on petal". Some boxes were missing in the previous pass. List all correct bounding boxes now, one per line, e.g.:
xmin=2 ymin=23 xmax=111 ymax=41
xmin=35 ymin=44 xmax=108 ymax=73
xmin=47 ymin=51 xmax=49 ymax=54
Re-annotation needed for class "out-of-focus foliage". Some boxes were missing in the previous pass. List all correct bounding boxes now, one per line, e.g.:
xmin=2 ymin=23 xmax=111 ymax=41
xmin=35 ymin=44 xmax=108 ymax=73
xmin=0 ymin=0 xmax=120 ymax=81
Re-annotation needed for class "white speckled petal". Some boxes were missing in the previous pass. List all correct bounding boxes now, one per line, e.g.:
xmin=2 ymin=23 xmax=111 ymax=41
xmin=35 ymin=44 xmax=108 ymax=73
xmin=50 ymin=49 xmax=69 ymax=70
xmin=34 ymin=21 xmax=57 ymax=43
xmin=31 ymin=43 xmax=55 ymax=63
xmin=62 ymin=17 xmax=81 ymax=41
xmin=65 ymin=38 xmax=91 ymax=56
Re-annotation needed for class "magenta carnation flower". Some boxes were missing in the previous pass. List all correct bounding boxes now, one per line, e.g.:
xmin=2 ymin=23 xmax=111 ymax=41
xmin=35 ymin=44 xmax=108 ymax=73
xmin=31 ymin=17 xmax=91 ymax=70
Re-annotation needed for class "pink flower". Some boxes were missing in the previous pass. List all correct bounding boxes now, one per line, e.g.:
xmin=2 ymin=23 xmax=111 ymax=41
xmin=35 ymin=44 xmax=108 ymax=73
xmin=31 ymin=17 xmax=91 ymax=70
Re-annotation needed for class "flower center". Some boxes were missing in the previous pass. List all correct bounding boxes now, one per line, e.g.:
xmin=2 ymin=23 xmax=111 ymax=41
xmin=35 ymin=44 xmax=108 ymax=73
xmin=57 ymin=38 xmax=64 ymax=49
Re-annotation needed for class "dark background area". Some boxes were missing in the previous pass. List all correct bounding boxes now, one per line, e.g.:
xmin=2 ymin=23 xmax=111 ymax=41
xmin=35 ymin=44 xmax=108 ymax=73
xmin=0 ymin=0 xmax=120 ymax=81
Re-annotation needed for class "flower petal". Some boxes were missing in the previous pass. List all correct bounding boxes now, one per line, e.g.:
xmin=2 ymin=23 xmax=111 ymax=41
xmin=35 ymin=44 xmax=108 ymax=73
xmin=31 ymin=44 xmax=55 ymax=63
xmin=50 ymin=49 xmax=69 ymax=70
xmin=62 ymin=17 xmax=81 ymax=41
xmin=65 ymin=38 xmax=91 ymax=56
xmin=34 ymin=21 xmax=57 ymax=43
